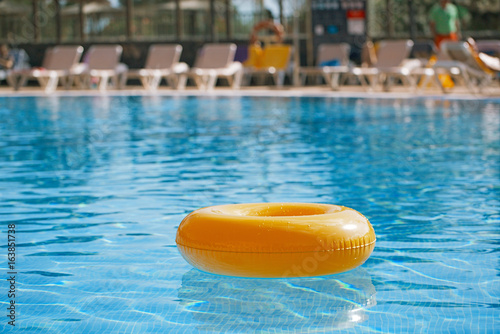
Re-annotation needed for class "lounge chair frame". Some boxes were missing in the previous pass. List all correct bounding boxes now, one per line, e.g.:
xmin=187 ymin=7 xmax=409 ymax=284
xmin=11 ymin=46 xmax=83 ymax=92
xmin=178 ymin=43 xmax=243 ymax=91
xmin=126 ymin=44 xmax=188 ymax=90
xmin=79 ymin=45 xmax=128 ymax=91
xmin=298 ymin=43 xmax=351 ymax=90
xmin=433 ymin=41 xmax=495 ymax=94
xmin=348 ymin=40 xmax=415 ymax=91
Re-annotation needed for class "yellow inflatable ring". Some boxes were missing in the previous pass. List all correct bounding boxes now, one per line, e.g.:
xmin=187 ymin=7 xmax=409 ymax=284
xmin=176 ymin=203 xmax=376 ymax=278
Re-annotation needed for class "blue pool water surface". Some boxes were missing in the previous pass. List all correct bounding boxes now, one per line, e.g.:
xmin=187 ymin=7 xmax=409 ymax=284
xmin=0 ymin=95 xmax=499 ymax=333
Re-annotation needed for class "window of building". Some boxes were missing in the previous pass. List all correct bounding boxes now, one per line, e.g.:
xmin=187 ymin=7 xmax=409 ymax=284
xmin=132 ymin=0 xmax=177 ymax=41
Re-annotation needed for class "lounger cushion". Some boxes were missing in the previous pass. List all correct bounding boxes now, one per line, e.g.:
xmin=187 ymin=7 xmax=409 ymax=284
xmin=319 ymin=59 xmax=340 ymax=67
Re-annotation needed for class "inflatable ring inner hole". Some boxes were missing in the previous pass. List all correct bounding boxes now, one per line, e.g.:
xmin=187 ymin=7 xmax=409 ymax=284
xmin=213 ymin=203 xmax=340 ymax=217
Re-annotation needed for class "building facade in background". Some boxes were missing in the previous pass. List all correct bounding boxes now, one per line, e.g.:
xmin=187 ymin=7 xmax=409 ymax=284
xmin=1 ymin=0 xmax=499 ymax=44
xmin=0 ymin=0 xmax=499 ymax=68
xmin=0 ymin=0 xmax=308 ymax=44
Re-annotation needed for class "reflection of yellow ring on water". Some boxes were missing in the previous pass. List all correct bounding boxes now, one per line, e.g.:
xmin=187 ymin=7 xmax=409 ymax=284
xmin=175 ymin=203 xmax=376 ymax=278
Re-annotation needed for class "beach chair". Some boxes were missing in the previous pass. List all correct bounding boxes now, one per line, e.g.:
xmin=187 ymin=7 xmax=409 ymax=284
xmin=126 ymin=44 xmax=188 ymax=90
xmin=178 ymin=43 xmax=243 ymax=90
xmin=12 ymin=46 xmax=83 ymax=92
xmin=243 ymin=44 xmax=292 ymax=87
xmin=411 ymin=40 xmax=438 ymax=61
xmin=476 ymin=40 xmax=500 ymax=58
xmin=433 ymin=41 xmax=497 ymax=93
xmin=407 ymin=41 xmax=445 ymax=92
xmin=79 ymin=45 xmax=128 ymax=90
xmin=298 ymin=43 xmax=351 ymax=90
xmin=475 ymin=40 xmax=500 ymax=83
xmin=349 ymin=39 xmax=416 ymax=91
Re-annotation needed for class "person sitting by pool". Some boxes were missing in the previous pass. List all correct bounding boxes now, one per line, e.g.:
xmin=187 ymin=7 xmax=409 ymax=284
xmin=0 ymin=44 xmax=14 ymax=69
xmin=0 ymin=44 xmax=31 ymax=88
xmin=0 ymin=44 xmax=14 ymax=83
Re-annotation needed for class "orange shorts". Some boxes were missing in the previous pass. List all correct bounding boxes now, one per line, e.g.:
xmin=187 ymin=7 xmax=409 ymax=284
xmin=435 ymin=33 xmax=458 ymax=49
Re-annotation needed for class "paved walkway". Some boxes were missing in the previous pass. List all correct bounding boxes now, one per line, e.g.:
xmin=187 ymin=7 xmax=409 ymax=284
xmin=1 ymin=84 xmax=500 ymax=99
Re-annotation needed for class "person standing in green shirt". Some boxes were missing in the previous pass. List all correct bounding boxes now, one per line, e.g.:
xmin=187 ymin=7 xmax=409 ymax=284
xmin=429 ymin=0 xmax=460 ymax=49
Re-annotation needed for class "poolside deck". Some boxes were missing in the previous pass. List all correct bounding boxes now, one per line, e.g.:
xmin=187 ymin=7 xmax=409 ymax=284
xmin=1 ymin=84 xmax=500 ymax=99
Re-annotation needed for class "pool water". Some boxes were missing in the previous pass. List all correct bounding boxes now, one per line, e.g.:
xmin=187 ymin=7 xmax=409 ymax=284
xmin=1 ymin=95 xmax=499 ymax=333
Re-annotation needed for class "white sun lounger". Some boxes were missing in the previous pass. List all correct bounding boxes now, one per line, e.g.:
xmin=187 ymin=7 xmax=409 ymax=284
xmin=12 ymin=45 xmax=83 ymax=92
xmin=79 ymin=45 xmax=128 ymax=90
xmin=179 ymin=43 xmax=243 ymax=90
xmin=433 ymin=41 xmax=497 ymax=93
xmin=298 ymin=43 xmax=351 ymax=90
xmin=350 ymin=39 xmax=416 ymax=91
xmin=126 ymin=44 xmax=188 ymax=90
